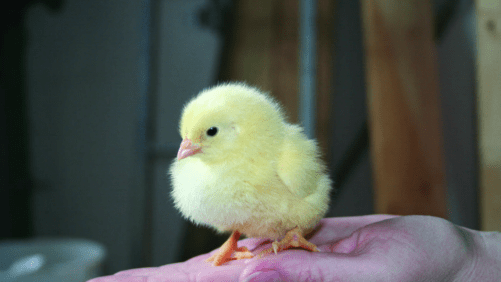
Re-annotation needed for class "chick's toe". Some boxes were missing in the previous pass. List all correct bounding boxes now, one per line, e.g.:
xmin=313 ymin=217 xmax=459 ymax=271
xmin=206 ymin=230 xmax=254 ymax=266
xmin=260 ymin=227 xmax=320 ymax=257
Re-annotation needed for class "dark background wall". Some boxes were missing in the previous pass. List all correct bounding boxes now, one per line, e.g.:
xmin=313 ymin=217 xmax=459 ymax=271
xmin=25 ymin=0 xmax=149 ymax=273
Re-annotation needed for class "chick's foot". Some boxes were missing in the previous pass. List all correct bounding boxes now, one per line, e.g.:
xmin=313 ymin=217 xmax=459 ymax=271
xmin=260 ymin=227 xmax=320 ymax=257
xmin=206 ymin=230 xmax=254 ymax=266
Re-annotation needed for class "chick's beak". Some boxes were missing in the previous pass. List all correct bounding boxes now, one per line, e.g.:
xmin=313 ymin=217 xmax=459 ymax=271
xmin=177 ymin=138 xmax=202 ymax=160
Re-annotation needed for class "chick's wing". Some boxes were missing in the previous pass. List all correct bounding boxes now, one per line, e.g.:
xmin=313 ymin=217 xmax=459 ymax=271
xmin=277 ymin=124 xmax=328 ymax=199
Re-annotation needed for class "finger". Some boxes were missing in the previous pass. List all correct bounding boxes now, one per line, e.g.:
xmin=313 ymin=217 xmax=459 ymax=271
xmin=238 ymin=250 xmax=392 ymax=282
xmin=309 ymin=215 xmax=399 ymax=244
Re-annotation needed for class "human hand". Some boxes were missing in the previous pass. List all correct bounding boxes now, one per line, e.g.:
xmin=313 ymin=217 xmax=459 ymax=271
xmin=88 ymin=215 xmax=501 ymax=282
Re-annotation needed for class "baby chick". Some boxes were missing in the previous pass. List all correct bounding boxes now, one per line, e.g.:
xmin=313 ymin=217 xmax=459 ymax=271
xmin=170 ymin=82 xmax=332 ymax=266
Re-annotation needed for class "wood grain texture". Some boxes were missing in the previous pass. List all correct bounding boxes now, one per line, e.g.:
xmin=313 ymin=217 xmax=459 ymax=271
xmin=224 ymin=0 xmax=298 ymax=122
xmin=227 ymin=0 xmax=273 ymax=89
xmin=360 ymin=0 xmax=447 ymax=217
xmin=476 ymin=0 xmax=501 ymax=231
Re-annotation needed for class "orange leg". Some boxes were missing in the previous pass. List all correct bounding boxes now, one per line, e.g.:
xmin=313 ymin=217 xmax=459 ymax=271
xmin=206 ymin=230 xmax=254 ymax=266
xmin=260 ymin=227 xmax=319 ymax=257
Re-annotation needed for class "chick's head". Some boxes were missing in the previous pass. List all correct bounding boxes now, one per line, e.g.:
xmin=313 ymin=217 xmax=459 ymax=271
xmin=177 ymin=83 xmax=286 ymax=165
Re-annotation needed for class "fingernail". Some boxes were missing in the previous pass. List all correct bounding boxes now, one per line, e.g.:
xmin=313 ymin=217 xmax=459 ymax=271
xmin=243 ymin=270 xmax=281 ymax=282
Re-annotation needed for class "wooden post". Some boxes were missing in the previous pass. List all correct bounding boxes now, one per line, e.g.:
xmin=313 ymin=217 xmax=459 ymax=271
xmin=360 ymin=0 xmax=447 ymax=217
xmin=476 ymin=0 xmax=501 ymax=231
xmin=220 ymin=0 xmax=300 ymax=122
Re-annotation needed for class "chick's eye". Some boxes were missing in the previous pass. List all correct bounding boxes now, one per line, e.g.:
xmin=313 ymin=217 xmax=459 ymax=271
xmin=206 ymin=127 xmax=218 ymax=136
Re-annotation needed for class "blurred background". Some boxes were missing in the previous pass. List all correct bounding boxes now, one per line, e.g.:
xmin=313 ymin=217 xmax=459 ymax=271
xmin=1 ymin=0 xmax=499 ymax=279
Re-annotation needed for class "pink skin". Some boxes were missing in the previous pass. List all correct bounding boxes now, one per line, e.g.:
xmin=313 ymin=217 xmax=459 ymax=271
xmin=88 ymin=215 xmax=501 ymax=282
xmin=177 ymin=138 xmax=202 ymax=160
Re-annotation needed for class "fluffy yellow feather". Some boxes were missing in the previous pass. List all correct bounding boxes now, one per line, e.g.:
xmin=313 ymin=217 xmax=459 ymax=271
xmin=170 ymin=82 xmax=332 ymax=266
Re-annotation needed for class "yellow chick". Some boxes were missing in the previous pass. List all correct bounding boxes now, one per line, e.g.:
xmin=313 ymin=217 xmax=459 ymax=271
xmin=170 ymin=82 xmax=332 ymax=266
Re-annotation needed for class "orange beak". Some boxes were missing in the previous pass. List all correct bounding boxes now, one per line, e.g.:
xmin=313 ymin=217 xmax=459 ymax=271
xmin=177 ymin=138 xmax=202 ymax=160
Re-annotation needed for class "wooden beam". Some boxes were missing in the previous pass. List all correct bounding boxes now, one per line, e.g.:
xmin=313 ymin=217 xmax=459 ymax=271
xmin=360 ymin=0 xmax=447 ymax=217
xmin=476 ymin=0 xmax=501 ymax=231
xmin=227 ymin=0 xmax=273 ymax=89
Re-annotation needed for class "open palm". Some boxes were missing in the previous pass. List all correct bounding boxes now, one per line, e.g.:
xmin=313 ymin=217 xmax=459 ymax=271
xmin=89 ymin=215 xmax=500 ymax=282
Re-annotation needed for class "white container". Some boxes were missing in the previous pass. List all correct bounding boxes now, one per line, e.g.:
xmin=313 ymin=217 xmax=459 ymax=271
xmin=0 ymin=238 xmax=106 ymax=282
